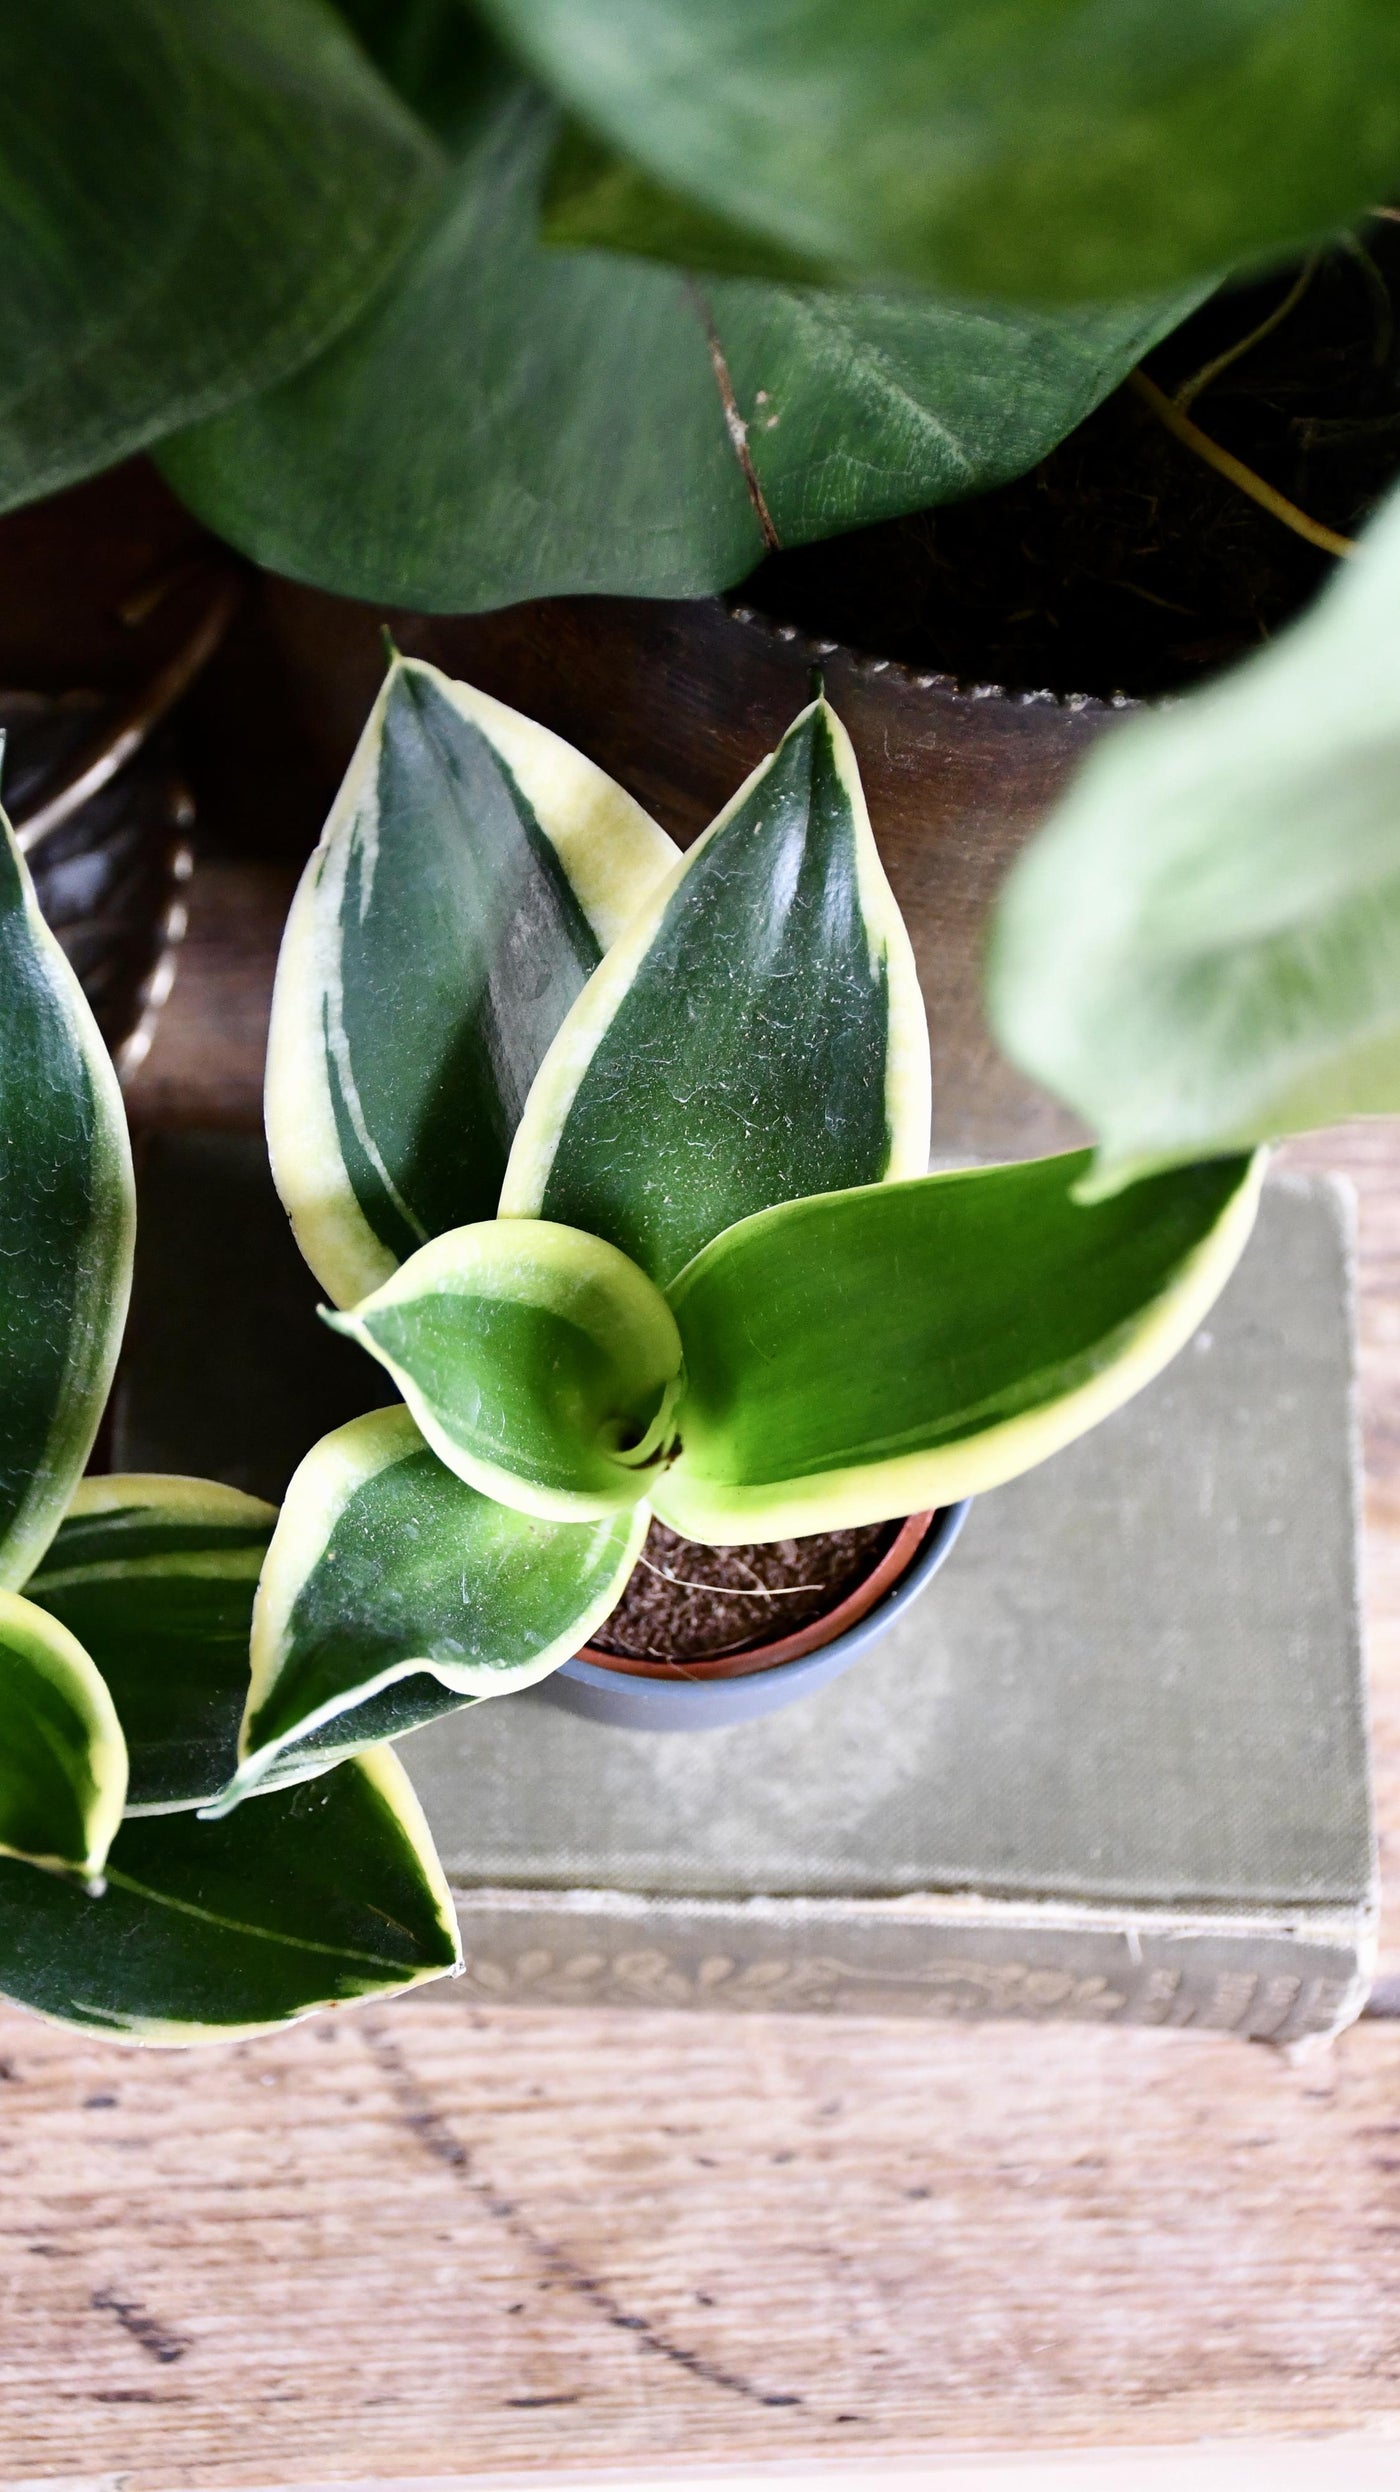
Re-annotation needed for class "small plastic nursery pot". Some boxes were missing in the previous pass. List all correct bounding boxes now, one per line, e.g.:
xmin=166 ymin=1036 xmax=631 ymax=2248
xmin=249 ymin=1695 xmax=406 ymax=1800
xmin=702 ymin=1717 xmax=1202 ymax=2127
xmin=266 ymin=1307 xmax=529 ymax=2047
xmin=537 ymin=1501 xmax=971 ymax=1734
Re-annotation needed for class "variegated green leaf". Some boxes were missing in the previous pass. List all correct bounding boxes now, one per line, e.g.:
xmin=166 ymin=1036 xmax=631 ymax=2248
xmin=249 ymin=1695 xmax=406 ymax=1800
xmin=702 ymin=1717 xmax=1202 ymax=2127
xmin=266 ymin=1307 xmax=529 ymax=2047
xmin=0 ymin=1746 xmax=460 ymax=2043
xmin=0 ymin=1591 xmax=126 ymax=1883
xmin=229 ymin=1404 xmax=646 ymax=1799
xmin=0 ymin=807 xmax=134 ymax=1589
xmin=501 ymin=697 xmax=929 ymax=1288
xmin=329 ymin=1223 xmax=681 ymax=1519
xmin=654 ymin=1150 xmax=1263 ymax=1543
xmin=25 ymin=1477 xmax=276 ymax=1816
xmin=267 ymin=655 xmax=677 ymax=1310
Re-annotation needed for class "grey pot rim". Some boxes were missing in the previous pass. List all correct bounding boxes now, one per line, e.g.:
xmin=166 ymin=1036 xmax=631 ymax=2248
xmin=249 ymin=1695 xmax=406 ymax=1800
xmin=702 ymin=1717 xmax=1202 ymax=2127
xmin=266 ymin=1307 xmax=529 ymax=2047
xmin=551 ymin=1497 xmax=971 ymax=1727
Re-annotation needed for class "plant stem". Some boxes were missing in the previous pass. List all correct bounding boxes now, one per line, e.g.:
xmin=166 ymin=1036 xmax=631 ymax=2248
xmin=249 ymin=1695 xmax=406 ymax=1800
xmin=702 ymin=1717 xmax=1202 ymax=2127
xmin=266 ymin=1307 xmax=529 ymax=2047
xmin=1128 ymin=370 xmax=1356 ymax=561
xmin=1173 ymin=254 xmax=1319 ymax=412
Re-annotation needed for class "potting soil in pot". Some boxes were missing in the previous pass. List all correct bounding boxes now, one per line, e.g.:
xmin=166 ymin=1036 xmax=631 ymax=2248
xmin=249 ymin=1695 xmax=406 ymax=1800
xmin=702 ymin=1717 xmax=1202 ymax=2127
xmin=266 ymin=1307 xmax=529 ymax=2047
xmin=748 ymin=226 xmax=1400 ymax=700
xmin=590 ymin=1518 xmax=899 ymax=1664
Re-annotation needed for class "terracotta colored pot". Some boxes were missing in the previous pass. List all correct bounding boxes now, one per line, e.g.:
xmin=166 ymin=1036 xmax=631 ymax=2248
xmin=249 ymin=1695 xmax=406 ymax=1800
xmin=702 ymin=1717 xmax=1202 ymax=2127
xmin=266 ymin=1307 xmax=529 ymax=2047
xmin=538 ymin=1502 xmax=971 ymax=1733
xmin=582 ymin=1510 xmax=939 ymax=1683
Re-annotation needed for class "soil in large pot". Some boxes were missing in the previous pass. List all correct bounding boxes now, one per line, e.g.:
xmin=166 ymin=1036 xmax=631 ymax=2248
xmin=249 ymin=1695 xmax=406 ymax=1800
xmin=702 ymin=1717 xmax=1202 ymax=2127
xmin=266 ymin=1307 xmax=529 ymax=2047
xmin=747 ymin=226 xmax=1400 ymax=699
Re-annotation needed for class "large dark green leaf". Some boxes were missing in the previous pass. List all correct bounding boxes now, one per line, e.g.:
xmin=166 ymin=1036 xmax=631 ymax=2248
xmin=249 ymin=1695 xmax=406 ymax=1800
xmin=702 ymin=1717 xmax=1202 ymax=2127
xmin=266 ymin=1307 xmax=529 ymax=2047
xmin=25 ymin=1478 xmax=275 ymax=1816
xmin=331 ymin=1227 xmax=681 ymax=1517
xmin=988 ymin=484 xmax=1400 ymax=1197
xmin=486 ymin=0 xmax=1400 ymax=301
xmin=655 ymin=1150 xmax=1262 ymax=1542
xmin=0 ymin=1748 xmax=460 ymax=2042
xmin=502 ymin=699 xmax=930 ymax=1286
xmin=267 ymin=657 xmax=676 ymax=1311
xmin=230 ymin=1405 xmax=646 ymax=1797
xmin=159 ymin=78 xmax=1196 ymax=609
xmin=0 ymin=809 xmax=133 ymax=1590
xmin=0 ymin=0 xmax=442 ymax=515
xmin=0 ymin=1592 xmax=125 ymax=1882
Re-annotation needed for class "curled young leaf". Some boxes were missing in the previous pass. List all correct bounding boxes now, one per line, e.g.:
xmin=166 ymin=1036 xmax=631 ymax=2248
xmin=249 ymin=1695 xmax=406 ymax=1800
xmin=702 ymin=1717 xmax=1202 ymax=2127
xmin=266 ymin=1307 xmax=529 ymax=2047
xmin=988 ymin=482 xmax=1400 ymax=1196
xmin=0 ymin=1747 xmax=460 ymax=2043
xmin=502 ymin=697 xmax=930 ymax=1285
xmin=0 ymin=808 xmax=133 ymax=1590
xmin=330 ymin=1223 xmax=681 ymax=1519
xmin=486 ymin=0 xmax=1400 ymax=302
xmin=0 ymin=1591 xmax=126 ymax=1883
xmin=267 ymin=655 xmax=676 ymax=1311
xmin=654 ymin=1150 xmax=1263 ymax=1542
xmin=232 ymin=1405 xmax=646 ymax=1796
xmin=25 ymin=1477 xmax=276 ymax=1815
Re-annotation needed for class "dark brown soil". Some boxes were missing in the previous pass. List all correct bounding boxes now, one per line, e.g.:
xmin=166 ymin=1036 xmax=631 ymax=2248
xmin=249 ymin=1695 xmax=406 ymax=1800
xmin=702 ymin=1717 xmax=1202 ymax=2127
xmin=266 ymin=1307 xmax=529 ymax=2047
xmin=746 ymin=224 xmax=1400 ymax=700
xmin=591 ymin=1515 xmax=900 ymax=1663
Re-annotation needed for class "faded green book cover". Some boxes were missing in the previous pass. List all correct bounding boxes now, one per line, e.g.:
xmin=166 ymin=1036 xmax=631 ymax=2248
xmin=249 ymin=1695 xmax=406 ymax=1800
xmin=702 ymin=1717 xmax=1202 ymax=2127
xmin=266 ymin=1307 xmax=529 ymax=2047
xmin=117 ymin=1149 xmax=1374 ymax=2043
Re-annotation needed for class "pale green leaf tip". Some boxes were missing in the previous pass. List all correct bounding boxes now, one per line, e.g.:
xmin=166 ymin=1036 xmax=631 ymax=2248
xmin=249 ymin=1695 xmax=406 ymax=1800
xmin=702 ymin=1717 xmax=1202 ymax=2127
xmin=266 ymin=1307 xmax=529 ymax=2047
xmin=318 ymin=1304 xmax=358 ymax=1340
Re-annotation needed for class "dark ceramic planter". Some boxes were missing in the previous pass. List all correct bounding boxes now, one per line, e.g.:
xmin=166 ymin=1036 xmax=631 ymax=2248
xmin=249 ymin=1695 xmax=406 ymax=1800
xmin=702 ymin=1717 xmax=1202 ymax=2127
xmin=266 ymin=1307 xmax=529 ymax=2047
xmin=536 ymin=1501 xmax=971 ymax=1733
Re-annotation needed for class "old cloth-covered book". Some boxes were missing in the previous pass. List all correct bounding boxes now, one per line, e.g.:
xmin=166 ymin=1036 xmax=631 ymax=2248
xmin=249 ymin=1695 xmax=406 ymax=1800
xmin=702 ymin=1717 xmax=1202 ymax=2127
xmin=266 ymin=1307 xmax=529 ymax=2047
xmin=116 ymin=1148 xmax=1375 ymax=2044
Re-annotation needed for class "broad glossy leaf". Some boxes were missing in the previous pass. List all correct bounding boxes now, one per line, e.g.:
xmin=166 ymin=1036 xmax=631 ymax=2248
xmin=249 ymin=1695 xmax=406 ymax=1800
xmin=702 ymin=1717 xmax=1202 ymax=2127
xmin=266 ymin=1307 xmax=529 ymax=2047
xmin=232 ymin=1405 xmax=646 ymax=1796
xmin=159 ymin=78 xmax=1196 ymax=609
xmin=0 ymin=1748 xmax=459 ymax=2043
xmin=268 ymin=656 xmax=676 ymax=1311
xmin=501 ymin=699 xmax=929 ymax=1286
xmin=988 ymin=484 xmax=1400 ymax=1197
xmin=487 ymin=0 xmax=1400 ymax=302
xmin=25 ymin=1477 xmax=275 ymax=1816
xmin=654 ymin=1151 xmax=1262 ymax=1543
xmin=331 ymin=1225 xmax=681 ymax=1518
xmin=0 ymin=0 xmax=441 ymax=515
xmin=0 ymin=809 xmax=133 ymax=1589
xmin=0 ymin=1592 xmax=125 ymax=1882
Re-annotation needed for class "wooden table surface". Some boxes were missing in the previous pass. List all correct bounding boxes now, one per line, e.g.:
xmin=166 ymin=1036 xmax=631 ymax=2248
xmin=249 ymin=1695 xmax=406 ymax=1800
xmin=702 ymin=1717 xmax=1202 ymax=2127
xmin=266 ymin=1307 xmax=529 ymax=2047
xmin=5 ymin=874 xmax=1400 ymax=2481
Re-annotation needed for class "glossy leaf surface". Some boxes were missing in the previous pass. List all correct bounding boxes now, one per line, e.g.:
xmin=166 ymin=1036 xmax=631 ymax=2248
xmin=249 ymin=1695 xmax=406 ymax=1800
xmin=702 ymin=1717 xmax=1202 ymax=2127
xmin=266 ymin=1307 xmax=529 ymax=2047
xmin=332 ymin=1226 xmax=681 ymax=1519
xmin=0 ymin=0 xmax=441 ymax=514
xmin=267 ymin=657 xmax=676 ymax=1310
xmin=988 ymin=484 xmax=1400 ymax=1196
xmin=0 ymin=1592 xmax=125 ymax=1881
xmin=0 ymin=810 xmax=133 ymax=1589
xmin=502 ymin=699 xmax=929 ymax=1287
xmin=0 ymin=1748 xmax=459 ymax=2043
xmin=160 ymin=79 xmax=1196 ymax=609
xmin=655 ymin=1152 xmax=1262 ymax=1542
xmin=488 ymin=0 xmax=1400 ymax=301
xmin=25 ymin=1478 xmax=275 ymax=1815
xmin=235 ymin=1406 xmax=646 ymax=1794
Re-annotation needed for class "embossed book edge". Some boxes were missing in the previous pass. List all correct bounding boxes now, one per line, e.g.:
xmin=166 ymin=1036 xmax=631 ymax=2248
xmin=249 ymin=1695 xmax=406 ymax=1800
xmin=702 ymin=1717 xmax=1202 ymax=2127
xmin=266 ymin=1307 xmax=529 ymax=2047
xmin=447 ymin=1883 xmax=1376 ymax=2044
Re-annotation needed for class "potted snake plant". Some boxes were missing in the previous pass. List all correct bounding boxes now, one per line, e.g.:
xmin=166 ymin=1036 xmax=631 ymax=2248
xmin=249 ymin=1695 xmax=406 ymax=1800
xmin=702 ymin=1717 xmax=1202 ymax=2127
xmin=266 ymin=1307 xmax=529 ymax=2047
xmin=224 ymin=654 xmax=1261 ymax=1766
xmin=0 ymin=792 xmax=459 ymax=2041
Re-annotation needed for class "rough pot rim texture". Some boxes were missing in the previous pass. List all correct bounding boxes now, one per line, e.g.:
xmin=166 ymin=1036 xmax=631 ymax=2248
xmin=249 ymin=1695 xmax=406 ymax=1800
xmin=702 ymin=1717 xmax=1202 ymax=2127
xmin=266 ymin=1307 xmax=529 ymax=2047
xmin=580 ymin=1509 xmax=939 ymax=1682
xmin=540 ymin=1499 xmax=971 ymax=1733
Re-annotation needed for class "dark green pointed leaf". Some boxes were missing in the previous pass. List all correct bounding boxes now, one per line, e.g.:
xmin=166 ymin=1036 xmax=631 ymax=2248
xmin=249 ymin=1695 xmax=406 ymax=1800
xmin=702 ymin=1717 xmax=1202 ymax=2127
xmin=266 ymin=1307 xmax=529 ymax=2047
xmin=0 ymin=809 xmax=133 ymax=1589
xmin=267 ymin=656 xmax=676 ymax=1311
xmin=0 ymin=0 xmax=442 ymax=515
xmin=502 ymin=699 xmax=929 ymax=1287
xmin=25 ymin=1478 xmax=276 ymax=1816
xmin=331 ymin=1226 xmax=681 ymax=1517
xmin=232 ymin=1405 xmax=646 ymax=1796
xmin=0 ymin=1592 xmax=126 ymax=1881
xmin=988 ymin=484 xmax=1400 ymax=1197
xmin=0 ymin=1748 xmax=459 ymax=2042
xmin=158 ymin=77 xmax=1197 ymax=609
xmin=486 ymin=0 xmax=1400 ymax=302
xmin=655 ymin=1150 xmax=1262 ymax=1542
